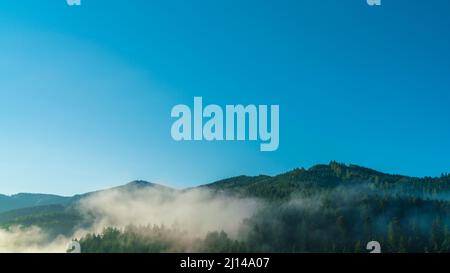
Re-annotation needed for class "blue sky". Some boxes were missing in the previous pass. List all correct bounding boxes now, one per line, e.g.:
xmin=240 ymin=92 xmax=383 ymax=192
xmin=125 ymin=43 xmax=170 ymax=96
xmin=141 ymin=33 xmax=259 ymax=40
xmin=0 ymin=0 xmax=449 ymax=195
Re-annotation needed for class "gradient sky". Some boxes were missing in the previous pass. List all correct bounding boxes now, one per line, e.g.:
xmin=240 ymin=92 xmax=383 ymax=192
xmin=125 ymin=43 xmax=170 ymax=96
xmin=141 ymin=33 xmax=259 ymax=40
xmin=0 ymin=0 xmax=449 ymax=195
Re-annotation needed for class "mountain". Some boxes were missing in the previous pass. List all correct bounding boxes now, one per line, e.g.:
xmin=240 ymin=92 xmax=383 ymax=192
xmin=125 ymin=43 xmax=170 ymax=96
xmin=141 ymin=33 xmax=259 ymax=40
xmin=0 ymin=193 xmax=71 ymax=213
xmin=78 ymin=164 xmax=450 ymax=253
xmin=0 ymin=180 xmax=169 ymax=214
xmin=0 ymin=180 xmax=174 ymax=234
xmin=2 ymin=162 xmax=450 ymax=217
xmin=70 ymin=180 xmax=172 ymax=202
xmin=203 ymin=161 xmax=450 ymax=200
xmin=1 ymin=162 xmax=450 ymax=252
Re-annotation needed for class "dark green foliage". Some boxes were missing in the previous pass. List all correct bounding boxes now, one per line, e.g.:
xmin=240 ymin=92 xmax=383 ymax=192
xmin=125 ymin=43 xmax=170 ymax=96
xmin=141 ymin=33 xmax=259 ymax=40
xmin=3 ymin=162 xmax=450 ymax=252
xmin=0 ymin=205 xmax=92 ymax=237
xmin=204 ymin=161 xmax=450 ymax=201
xmin=79 ymin=226 xmax=246 ymax=253
xmin=77 ymin=162 xmax=450 ymax=253
xmin=239 ymin=194 xmax=450 ymax=253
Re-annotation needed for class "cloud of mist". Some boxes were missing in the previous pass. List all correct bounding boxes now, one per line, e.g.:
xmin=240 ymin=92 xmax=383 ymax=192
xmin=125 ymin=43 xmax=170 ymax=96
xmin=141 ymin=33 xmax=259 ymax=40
xmin=6 ymin=181 xmax=437 ymax=253
xmin=0 ymin=186 xmax=263 ymax=252
xmin=77 ymin=186 xmax=262 ymax=238
xmin=0 ymin=226 xmax=69 ymax=253
xmin=0 ymin=183 xmax=379 ymax=253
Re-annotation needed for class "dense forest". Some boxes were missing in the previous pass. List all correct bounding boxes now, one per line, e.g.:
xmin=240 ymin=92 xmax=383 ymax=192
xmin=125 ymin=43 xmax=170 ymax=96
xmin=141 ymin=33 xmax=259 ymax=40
xmin=74 ymin=162 xmax=450 ymax=253
xmin=2 ymin=162 xmax=450 ymax=253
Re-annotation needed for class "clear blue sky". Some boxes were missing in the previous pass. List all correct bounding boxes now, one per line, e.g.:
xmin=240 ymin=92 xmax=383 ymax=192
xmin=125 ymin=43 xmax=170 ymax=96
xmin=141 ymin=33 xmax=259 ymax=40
xmin=1 ymin=0 xmax=449 ymax=195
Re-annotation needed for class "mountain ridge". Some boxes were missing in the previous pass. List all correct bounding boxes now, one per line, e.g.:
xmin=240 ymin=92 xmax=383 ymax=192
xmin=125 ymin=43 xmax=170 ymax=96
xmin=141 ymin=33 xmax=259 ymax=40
xmin=1 ymin=162 xmax=449 ymax=214
xmin=0 ymin=180 xmax=166 ymax=213
xmin=1 ymin=161 xmax=450 ymax=240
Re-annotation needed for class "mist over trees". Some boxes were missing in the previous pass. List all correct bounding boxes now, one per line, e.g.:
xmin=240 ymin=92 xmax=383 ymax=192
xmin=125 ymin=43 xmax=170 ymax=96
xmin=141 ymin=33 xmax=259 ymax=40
xmin=1 ymin=162 xmax=450 ymax=252
xmin=75 ymin=162 xmax=450 ymax=253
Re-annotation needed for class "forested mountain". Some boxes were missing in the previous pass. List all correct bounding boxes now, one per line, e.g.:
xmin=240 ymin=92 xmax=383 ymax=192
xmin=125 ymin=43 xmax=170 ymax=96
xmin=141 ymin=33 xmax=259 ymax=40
xmin=0 ymin=193 xmax=70 ymax=213
xmin=0 ymin=181 xmax=164 ymax=236
xmin=204 ymin=162 xmax=450 ymax=200
xmin=1 ymin=162 xmax=450 ymax=253
xmin=0 ymin=180 xmax=165 ymax=214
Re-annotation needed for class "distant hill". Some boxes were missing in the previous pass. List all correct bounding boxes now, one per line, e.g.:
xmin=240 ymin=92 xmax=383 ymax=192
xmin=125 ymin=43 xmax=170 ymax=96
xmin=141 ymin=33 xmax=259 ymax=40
xmin=70 ymin=180 xmax=172 ymax=202
xmin=0 ymin=180 xmax=169 ymax=214
xmin=0 ymin=180 xmax=175 ymax=234
xmin=0 ymin=193 xmax=71 ymax=213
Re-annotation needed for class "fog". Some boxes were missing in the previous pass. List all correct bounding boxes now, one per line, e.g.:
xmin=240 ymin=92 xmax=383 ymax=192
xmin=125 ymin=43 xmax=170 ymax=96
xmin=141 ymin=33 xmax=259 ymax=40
xmin=0 ymin=226 xmax=69 ymax=253
xmin=3 ymin=182 xmax=439 ymax=253
xmin=0 ymin=186 xmax=262 ymax=252
xmin=78 ymin=186 xmax=262 ymax=238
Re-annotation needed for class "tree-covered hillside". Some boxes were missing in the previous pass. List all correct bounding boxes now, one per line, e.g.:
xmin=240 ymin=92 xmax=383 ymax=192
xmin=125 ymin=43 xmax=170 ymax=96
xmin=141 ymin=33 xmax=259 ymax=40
xmin=204 ymin=161 xmax=450 ymax=200
xmin=0 ymin=193 xmax=70 ymax=213
xmin=78 ymin=162 xmax=450 ymax=253
xmin=2 ymin=162 xmax=450 ymax=253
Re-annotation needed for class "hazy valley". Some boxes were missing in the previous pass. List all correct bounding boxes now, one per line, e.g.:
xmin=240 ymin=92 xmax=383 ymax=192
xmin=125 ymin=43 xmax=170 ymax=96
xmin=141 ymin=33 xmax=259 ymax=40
xmin=1 ymin=162 xmax=450 ymax=253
